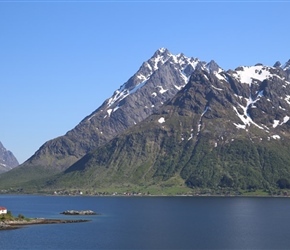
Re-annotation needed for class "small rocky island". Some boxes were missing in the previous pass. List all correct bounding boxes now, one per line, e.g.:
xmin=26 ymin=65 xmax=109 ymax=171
xmin=60 ymin=210 xmax=97 ymax=215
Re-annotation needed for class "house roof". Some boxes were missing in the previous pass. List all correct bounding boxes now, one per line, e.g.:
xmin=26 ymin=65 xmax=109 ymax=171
xmin=0 ymin=207 xmax=7 ymax=210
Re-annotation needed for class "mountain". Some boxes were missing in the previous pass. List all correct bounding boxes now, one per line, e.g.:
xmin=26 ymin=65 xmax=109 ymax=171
xmin=1 ymin=48 xmax=290 ymax=195
xmin=0 ymin=142 xmax=19 ymax=174
xmin=42 ymin=60 xmax=290 ymax=194
xmin=0 ymin=48 xmax=221 ymax=186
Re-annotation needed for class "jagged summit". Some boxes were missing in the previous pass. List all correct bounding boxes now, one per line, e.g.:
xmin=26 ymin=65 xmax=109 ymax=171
xmin=205 ymin=60 xmax=222 ymax=73
xmin=273 ymin=61 xmax=281 ymax=68
xmin=88 ymin=49 xmax=221 ymax=126
xmin=272 ymin=60 xmax=290 ymax=70
xmin=152 ymin=47 xmax=171 ymax=60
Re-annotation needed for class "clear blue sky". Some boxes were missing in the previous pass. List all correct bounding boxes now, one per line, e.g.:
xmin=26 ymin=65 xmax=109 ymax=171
xmin=1 ymin=0 xmax=289 ymax=164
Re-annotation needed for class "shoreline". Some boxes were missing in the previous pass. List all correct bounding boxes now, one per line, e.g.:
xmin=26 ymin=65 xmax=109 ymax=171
xmin=1 ymin=193 xmax=290 ymax=198
xmin=0 ymin=218 xmax=91 ymax=230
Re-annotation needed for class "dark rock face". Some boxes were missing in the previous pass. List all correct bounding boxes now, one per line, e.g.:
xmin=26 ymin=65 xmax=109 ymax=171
xmin=273 ymin=61 xmax=281 ymax=68
xmin=0 ymin=142 xmax=19 ymax=174
xmin=283 ymin=60 xmax=290 ymax=81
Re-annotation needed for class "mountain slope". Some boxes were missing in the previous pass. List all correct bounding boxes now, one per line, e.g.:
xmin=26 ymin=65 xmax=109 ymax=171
xmin=0 ymin=48 xmax=220 ymax=186
xmin=0 ymin=142 xmax=19 ymax=174
xmin=43 ymin=63 xmax=290 ymax=193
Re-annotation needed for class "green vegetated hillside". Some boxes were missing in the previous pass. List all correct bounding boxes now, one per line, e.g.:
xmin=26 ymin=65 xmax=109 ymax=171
xmin=46 ymin=119 xmax=290 ymax=194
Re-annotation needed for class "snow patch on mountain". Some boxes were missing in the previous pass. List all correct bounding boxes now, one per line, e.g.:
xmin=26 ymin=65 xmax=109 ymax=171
xmin=201 ymin=106 xmax=209 ymax=116
xmin=272 ymin=135 xmax=281 ymax=140
xmin=130 ymin=80 xmax=148 ymax=95
xmin=197 ymin=106 xmax=209 ymax=133
xmin=283 ymin=115 xmax=290 ymax=124
xmin=273 ymin=116 xmax=290 ymax=128
xmin=113 ymin=106 xmax=119 ymax=112
xmin=158 ymin=117 xmax=165 ymax=124
xmin=179 ymin=70 xmax=191 ymax=84
xmin=273 ymin=120 xmax=280 ymax=128
xmin=211 ymin=85 xmax=223 ymax=91
xmin=214 ymin=72 xmax=227 ymax=82
xmin=233 ymin=123 xmax=246 ymax=129
xmin=158 ymin=86 xmax=168 ymax=94
xmin=233 ymin=65 xmax=272 ymax=85
xmin=188 ymin=133 xmax=193 ymax=141
xmin=233 ymin=104 xmax=264 ymax=130
xmin=107 ymin=89 xmax=130 ymax=108
xmin=285 ymin=95 xmax=290 ymax=105
xmin=174 ymin=85 xmax=184 ymax=90
xmin=107 ymin=109 xmax=113 ymax=117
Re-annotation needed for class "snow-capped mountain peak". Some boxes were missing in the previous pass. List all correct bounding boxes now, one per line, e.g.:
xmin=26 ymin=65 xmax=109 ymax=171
xmin=150 ymin=47 xmax=172 ymax=70
xmin=105 ymin=48 xmax=206 ymax=110
xmin=105 ymin=48 xmax=174 ymax=108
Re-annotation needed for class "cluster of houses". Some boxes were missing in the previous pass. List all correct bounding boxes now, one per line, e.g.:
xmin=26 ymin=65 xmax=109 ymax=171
xmin=0 ymin=207 xmax=7 ymax=214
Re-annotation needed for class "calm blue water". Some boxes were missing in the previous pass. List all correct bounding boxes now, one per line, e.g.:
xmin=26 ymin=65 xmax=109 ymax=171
xmin=0 ymin=195 xmax=290 ymax=249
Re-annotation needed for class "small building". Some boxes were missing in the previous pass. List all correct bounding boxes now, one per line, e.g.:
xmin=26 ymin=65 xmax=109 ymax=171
xmin=0 ymin=207 xmax=7 ymax=214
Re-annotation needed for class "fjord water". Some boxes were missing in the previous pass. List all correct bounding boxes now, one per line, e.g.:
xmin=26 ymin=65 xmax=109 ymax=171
xmin=1 ymin=195 xmax=290 ymax=249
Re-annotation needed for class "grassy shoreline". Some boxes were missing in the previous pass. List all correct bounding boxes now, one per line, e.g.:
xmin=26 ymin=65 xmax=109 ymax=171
xmin=2 ymin=185 xmax=290 ymax=197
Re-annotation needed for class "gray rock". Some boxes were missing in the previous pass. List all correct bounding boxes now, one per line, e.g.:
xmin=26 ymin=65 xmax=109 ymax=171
xmin=60 ymin=210 xmax=97 ymax=215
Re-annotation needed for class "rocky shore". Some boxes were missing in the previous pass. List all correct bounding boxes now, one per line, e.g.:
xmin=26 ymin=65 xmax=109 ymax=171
xmin=0 ymin=218 xmax=90 ymax=230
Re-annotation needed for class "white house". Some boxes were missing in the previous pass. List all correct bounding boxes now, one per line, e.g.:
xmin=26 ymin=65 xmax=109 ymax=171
xmin=0 ymin=207 xmax=7 ymax=214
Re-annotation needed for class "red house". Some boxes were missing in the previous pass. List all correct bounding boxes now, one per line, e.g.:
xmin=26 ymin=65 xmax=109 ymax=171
xmin=0 ymin=207 xmax=7 ymax=214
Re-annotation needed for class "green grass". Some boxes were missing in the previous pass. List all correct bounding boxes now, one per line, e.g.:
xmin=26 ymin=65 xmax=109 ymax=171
xmin=240 ymin=189 xmax=290 ymax=197
xmin=0 ymin=211 xmax=31 ymax=221
xmin=239 ymin=189 xmax=271 ymax=196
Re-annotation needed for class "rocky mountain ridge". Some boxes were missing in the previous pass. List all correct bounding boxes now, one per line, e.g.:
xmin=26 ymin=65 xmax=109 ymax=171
xmin=0 ymin=142 xmax=19 ymax=174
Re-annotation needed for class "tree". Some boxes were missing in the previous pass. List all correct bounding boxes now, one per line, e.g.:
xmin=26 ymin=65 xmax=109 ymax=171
xmin=18 ymin=214 xmax=25 ymax=219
